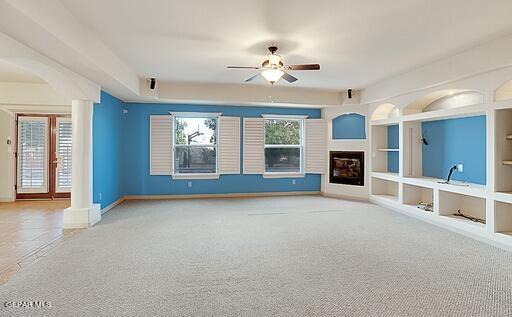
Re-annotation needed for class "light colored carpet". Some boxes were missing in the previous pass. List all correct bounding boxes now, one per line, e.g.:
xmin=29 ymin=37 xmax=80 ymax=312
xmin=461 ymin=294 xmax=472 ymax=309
xmin=0 ymin=195 xmax=511 ymax=316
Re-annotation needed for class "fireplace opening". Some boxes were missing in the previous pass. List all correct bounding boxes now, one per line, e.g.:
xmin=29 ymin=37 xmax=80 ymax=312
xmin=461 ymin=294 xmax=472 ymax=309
xmin=329 ymin=151 xmax=364 ymax=186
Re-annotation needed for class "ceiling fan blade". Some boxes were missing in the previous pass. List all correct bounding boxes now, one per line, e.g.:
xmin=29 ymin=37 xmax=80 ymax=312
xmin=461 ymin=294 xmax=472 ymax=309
xmin=282 ymin=72 xmax=298 ymax=83
xmin=227 ymin=66 xmax=260 ymax=69
xmin=245 ymin=73 xmax=260 ymax=82
xmin=287 ymin=64 xmax=320 ymax=71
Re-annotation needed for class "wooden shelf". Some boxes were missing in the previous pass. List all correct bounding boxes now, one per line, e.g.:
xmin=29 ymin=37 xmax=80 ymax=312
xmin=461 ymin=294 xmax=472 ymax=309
xmin=377 ymin=148 xmax=399 ymax=152
xmin=503 ymin=160 xmax=512 ymax=165
xmin=506 ymin=135 xmax=512 ymax=140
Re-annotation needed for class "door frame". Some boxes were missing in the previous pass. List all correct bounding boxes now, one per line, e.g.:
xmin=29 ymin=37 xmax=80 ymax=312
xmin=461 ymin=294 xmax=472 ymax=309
xmin=15 ymin=113 xmax=71 ymax=200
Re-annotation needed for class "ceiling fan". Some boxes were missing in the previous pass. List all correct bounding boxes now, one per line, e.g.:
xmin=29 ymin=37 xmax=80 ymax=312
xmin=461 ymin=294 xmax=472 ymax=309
xmin=227 ymin=46 xmax=320 ymax=85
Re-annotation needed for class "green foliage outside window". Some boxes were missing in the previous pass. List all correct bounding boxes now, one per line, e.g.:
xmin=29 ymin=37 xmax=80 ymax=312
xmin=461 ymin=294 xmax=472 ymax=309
xmin=265 ymin=119 xmax=301 ymax=145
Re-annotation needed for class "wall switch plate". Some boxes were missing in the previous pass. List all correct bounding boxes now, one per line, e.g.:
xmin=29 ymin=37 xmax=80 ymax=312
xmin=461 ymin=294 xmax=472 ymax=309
xmin=188 ymin=181 xmax=192 ymax=188
xmin=99 ymin=193 xmax=102 ymax=201
xmin=292 ymin=179 xmax=296 ymax=185
xmin=457 ymin=164 xmax=463 ymax=172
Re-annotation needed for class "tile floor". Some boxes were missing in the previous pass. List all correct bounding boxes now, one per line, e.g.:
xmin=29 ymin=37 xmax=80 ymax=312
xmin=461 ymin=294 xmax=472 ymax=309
xmin=0 ymin=200 xmax=80 ymax=285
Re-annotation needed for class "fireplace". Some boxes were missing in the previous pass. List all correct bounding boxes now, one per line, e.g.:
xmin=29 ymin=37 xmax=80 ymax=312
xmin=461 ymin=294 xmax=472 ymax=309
xmin=329 ymin=151 xmax=364 ymax=186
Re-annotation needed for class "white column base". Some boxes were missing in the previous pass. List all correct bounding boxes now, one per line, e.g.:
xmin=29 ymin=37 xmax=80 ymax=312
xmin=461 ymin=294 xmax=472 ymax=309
xmin=63 ymin=204 xmax=102 ymax=229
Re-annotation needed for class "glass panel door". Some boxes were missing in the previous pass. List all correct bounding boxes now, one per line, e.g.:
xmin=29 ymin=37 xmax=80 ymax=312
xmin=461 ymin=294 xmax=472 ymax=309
xmin=55 ymin=117 xmax=72 ymax=193
xmin=16 ymin=116 xmax=49 ymax=194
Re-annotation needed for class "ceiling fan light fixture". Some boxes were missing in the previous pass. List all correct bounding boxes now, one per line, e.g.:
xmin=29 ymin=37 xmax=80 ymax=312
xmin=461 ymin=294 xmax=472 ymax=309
xmin=268 ymin=54 xmax=281 ymax=66
xmin=261 ymin=69 xmax=284 ymax=84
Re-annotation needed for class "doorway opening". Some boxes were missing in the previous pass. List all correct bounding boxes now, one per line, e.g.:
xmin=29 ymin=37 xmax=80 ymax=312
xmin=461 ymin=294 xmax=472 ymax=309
xmin=15 ymin=114 xmax=72 ymax=199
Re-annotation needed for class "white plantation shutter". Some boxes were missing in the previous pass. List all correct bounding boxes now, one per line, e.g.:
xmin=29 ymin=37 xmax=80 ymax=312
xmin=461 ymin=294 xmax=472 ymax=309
xmin=55 ymin=118 xmax=72 ymax=192
xmin=243 ymin=118 xmax=264 ymax=174
xmin=219 ymin=116 xmax=240 ymax=174
xmin=150 ymin=115 xmax=173 ymax=175
xmin=17 ymin=116 xmax=49 ymax=193
xmin=305 ymin=119 xmax=327 ymax=174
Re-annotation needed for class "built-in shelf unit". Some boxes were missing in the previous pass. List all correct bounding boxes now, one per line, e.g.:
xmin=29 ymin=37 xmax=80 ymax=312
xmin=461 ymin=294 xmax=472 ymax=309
xmin=368 ymin=86 xmax=512 ymax=250
xmin=402 ymin=183 xmax=433 ymax=212
xmin=494 ymin=201 xmax=512 ymax=244
xmin=371 ymin=121 xmax=399 ymax=177
xmin=438 ymin=190 xmax=486 ymax=230
xmin=371 ymin=177 xmax=399 ymax=202
xmin=495 ymin=108 xmax=512 ymax=196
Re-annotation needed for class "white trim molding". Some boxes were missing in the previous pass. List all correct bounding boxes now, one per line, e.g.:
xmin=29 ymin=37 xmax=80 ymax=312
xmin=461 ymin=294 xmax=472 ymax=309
xmin=172 ymin=173 xmax=220 ymax=180
xmin=169 ymin=111 xmax=222 ymax=118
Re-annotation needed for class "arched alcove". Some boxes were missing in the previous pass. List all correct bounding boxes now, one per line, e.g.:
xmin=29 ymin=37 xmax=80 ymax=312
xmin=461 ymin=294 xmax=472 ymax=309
xmin=332 ymin=113 xmax=366 ymax=140
xmin=371 ymin=103 xmax=399 ymax=121
xmin=404 ymin=89 xmax=485 ymax=115
xmin=495 ymin=79 xmax=512 ymax=101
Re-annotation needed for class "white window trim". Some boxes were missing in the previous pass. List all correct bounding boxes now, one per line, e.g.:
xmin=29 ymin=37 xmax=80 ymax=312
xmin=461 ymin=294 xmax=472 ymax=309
xmin=169 ymin=112 xmax=221 ymax=118
xmin=171 ymin=113 xmax=220 ymax=180
xmin=262 ymin=114 xmax=309 ymax=119
xmin=262 ymin=116 xmax=305 ymax=178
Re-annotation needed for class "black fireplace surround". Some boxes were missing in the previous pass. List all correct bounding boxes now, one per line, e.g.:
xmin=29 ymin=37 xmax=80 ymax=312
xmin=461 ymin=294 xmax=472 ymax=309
xmin=329 ymin=151 xmax=364 ymax=186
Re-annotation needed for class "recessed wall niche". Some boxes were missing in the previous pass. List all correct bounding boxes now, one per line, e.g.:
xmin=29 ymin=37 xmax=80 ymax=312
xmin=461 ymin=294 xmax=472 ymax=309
xmin=371 ymin=124 xmax=399 ymax=174
xmin=495 ymin=108 xmax=512 ymax=193
xmin=403 ymin=115 xmax=487 ymax=185
xmin=332 ymin=113 xmax=366 ymax=140
xmin=403 ymin=90 xmax=485 ymax=116
xmin=495 ymin=79 xmax=512 ymax=102
xmin=371 ymin=103 xmax=399 ymax=121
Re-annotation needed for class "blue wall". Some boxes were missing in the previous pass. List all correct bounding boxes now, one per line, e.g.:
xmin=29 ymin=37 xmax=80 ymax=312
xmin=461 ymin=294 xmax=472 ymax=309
xmin=332 ymin=113 xmax=366 ymax=139
xmin=119 ymin=103 xmax=321 ymax=196
xmin=93 ymin=92 xmax=124 ymax=208
xmin=422 ymin=115 xmax=486 ymax=184
xmin=387 ymin=125 xmax=399 ymax=173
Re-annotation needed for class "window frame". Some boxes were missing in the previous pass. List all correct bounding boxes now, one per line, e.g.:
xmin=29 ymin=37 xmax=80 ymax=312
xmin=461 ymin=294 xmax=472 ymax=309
xmin=171 ymin=112 xmax=221 ymax=180
xmin=262 ymin=115 xmax=306 ymax=178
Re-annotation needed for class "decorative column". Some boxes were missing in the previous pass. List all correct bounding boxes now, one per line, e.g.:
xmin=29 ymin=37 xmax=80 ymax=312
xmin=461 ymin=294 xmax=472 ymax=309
xmin=63 ymin=99 xmax=101 ymax=228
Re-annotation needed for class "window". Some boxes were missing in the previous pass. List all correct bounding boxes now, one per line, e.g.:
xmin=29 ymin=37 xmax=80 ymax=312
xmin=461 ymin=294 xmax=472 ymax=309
xmin=264 ymin=117 xmax=304 ymax=174
xmin=173 ymin=115 xmax=218 ymax=175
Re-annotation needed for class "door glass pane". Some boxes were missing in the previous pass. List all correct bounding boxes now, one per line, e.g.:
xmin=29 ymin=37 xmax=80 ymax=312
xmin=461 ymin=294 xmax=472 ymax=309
xmin=18 ymin=118 xmax=47 ymax=191
xmin=174 ymin=147 xmax=216 ymax=174
xmin=57 ymin=120 xmax=72 ymax=188
xmin=264 ymin=147 xmax=301 ymax=173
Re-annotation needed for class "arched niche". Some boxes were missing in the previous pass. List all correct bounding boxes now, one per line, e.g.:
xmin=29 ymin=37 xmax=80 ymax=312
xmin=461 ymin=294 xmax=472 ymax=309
xmin=495 ymin=79 xmax=512 ymax=101
xmin=332 ymin=113 xmax=366 ymax=140
xmin=403 ymin=89 xmax=485 ymax=115
xmin=371 ymin=103 xmax=399 ymax=121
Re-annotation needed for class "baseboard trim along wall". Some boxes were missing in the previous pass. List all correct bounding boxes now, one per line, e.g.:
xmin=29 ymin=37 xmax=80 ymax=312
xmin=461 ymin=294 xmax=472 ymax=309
xmin=320 ymin=192 xmax=369 ymax=202
xmin=123 ymin=191 xmax=321 ymax=201
xmin=101 ymin=191 xmax=322 ymax=214
xmin=100 ymin=197 xmax=125 ymax=214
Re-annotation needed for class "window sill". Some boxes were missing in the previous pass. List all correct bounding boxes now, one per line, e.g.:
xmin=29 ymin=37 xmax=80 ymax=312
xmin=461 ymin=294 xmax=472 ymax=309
xmin=172 ymin=174 xmax=220 ymax=180
xmin=263 ymin=173 xmax=305 ymax=179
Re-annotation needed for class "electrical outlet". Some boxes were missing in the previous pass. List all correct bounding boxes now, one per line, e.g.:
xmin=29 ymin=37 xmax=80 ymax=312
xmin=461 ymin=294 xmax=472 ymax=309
xmin=99 ymin=192 xmax=102 ymax=201
xmin=292 ymin=179 xmax=296 ymax=185
xmin=457 ymin=164 xmax=464 ymax=172
xmin=188 ymin=181 xmax=192 ymax=188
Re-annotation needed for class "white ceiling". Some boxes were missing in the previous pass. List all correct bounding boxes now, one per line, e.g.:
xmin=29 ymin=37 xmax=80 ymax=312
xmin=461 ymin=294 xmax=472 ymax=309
xmin=0 ymin=59 xmax=45 ymax=83
xmin=59 ymin=0 xmax=512 ymax=91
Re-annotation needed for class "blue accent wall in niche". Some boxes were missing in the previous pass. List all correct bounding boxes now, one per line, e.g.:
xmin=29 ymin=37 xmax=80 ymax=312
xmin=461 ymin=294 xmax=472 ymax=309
xmin=332 ymin=113 xmax=366 ymax=139
xmin=387 ymin=125 xmax=399 ymax=173
xmin=422 ymin=115 xmax=486 ymax=185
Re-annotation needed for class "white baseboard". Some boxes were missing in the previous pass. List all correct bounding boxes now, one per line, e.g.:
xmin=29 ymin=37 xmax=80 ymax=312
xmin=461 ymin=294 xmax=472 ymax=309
xmin=123 ymin=191 xmax=321 ymax=201
xmin=321 ymin=192 xmax=369 ymax=202
xmin=101 ymin=197 xmax=125 ymax=214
